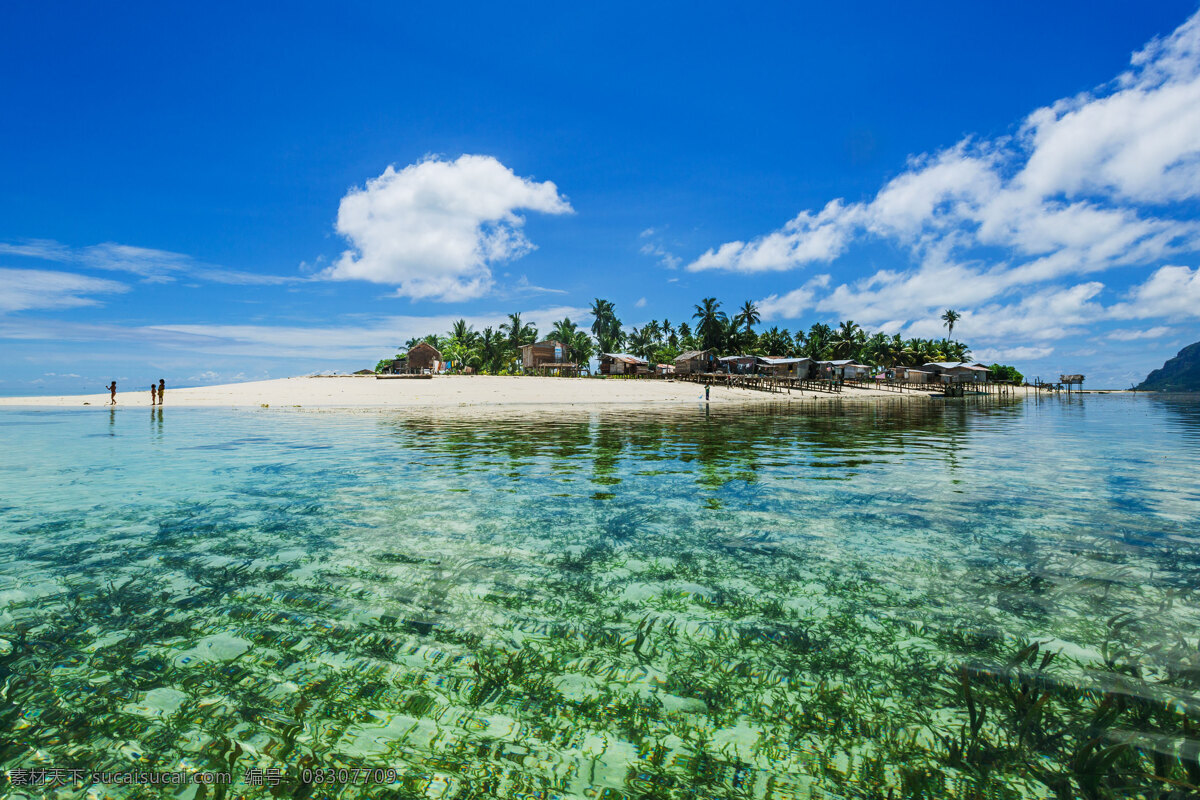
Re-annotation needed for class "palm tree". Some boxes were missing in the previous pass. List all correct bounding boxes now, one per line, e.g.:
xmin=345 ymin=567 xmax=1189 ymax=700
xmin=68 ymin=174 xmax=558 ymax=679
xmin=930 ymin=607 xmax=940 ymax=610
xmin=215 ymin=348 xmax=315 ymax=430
xmin=628 ymin=326 xmax=654 ymax=360
xmin=737 ymin=300 xmax=761 ymax=333
xmin=501 ymin=312 xmax=537 ymax=349
xmin=550 ymin=317 xmax=578 ymax=345
xmin=589 ymin=298 xmax=623 ymax=354
xmin=478 ymin=327 xmax=504 ymax=373
xmin=571 ymin=330 xmax=595 ymax=367
xmin=831 ymin=320 xmax=864 ymax=360
xmin=941 ymin=309 xmax=961 ymax=338
xmin=759 ymin=326 xmax=790 ymax=356
xmin=692 ymin=297 xmax=728 ymax=352
xmin=803 ymin=323 xmax=833 ymax=360
xmin=450 ymin=318 xmax=478 ymax=348
xmin=862 ymin=332 xmax=889 ymax=367
xmin=645 ymin=320 xmax=663 ymax=347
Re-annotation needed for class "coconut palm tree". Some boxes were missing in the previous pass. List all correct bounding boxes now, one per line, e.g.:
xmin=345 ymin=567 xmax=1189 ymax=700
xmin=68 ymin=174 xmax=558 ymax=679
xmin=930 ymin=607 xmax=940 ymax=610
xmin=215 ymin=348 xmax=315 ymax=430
xmin=941 ymin=309 xmax=961 ymax=338
xmin=589 ymin=298 xmax=623 ymax=353
xmin=501 ymin=313 xmax=537 ymax=350
xmin=693 ymin=298 xmax=728 ymax=352
xmin=831 ymin=320 xmax=864 ymax=360
xmin=758 ymin=326 xmax=790 ymax=356
xmin=737 ymin=300 xmax=761 ymax=333
xmin=550 ymin=318 xmax=578 ymax=345
xmin=478 ymin=327 xmax=504 ymax=373
xmin=859 ymin=332 xmax=888 ymax=367
xmin=803 ymin=323 xmax=833 ymax=360
xmin=628 ymin=326 xmax=654 ymax=360
xmin=571 ymin=330 xmax=595 ymax=367
xmin=450 ymin=319 xmax=479 ymax=348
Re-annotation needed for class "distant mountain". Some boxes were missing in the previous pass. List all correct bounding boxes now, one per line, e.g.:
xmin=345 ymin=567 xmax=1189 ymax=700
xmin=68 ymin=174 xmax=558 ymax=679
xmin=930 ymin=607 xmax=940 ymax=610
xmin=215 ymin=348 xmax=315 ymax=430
xmin=1136 ymin=341 xmax=1200 ymax=392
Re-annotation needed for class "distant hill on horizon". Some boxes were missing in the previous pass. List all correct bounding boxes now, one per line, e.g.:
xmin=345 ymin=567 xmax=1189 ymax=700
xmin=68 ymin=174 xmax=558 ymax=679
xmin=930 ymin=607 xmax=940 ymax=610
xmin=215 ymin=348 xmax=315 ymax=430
xmin=1136 ymin=341 xmax=1200 ymax=392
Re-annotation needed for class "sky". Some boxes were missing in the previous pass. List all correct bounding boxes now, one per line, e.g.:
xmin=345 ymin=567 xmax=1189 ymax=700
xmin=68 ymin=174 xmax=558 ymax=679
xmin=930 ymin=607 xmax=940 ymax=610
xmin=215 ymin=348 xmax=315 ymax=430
xmin=3 ymin=1 xmax=1200 ymax=393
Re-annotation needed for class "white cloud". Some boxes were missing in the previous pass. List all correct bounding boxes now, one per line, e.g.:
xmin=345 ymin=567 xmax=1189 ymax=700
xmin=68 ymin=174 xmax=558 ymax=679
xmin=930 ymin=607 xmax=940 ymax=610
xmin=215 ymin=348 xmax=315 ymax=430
xmin=639 ymin=241 xmax=681 ymax=269
xmin=684 ymin=9 xmax=1200 ymax=349
xmin=634 ymin=297 xmax=647 ymax=308
xmin=0 ymin=268 xmax=128 ymax=313
xmin=1106 ymin=326 xmax=1172 ymax=341
xmin=971 ymin=345 xmax=1055 ymax=362
xmin=757 ymin=275 xmax=831 ymax=320
xmin=324 ymin=155 xmax=573 ymax=301
xmin=1108 ymin=265 xmax=1200 ymax=319
xmin=688 ymin=200 xmax=858 ymax=272
xmin=1 ymin=239 xmax=300 ymax=285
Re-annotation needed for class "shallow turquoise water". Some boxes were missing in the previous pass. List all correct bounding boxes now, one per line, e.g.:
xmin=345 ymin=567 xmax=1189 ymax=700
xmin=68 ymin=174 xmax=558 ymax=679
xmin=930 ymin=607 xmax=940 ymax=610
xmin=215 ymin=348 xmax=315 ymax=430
xmin=1 ymin=397 xmax=1199 ymax=799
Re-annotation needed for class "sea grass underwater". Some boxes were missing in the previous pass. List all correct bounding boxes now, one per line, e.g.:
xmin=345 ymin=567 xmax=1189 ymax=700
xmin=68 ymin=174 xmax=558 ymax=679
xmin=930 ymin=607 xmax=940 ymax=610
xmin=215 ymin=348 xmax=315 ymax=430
xmin=1 ymin=397 xmax=1199 ymax=799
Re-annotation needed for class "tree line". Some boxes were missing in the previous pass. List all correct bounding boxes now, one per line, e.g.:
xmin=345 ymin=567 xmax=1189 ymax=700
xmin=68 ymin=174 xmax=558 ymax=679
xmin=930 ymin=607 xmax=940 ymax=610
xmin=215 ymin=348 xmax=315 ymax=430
xmin=377 ymin=298 xmax=1022 ymax=380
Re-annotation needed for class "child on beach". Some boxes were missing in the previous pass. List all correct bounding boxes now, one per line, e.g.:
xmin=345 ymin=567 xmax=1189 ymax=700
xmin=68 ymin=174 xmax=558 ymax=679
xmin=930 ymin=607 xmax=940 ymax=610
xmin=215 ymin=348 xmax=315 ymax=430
xmin=158 ymin=379 xmax=165 ymax=405
xmin=151 ymin=384 xmax=157 ymax=405
xmin=108 ymin=381 xmax=117 ymax=405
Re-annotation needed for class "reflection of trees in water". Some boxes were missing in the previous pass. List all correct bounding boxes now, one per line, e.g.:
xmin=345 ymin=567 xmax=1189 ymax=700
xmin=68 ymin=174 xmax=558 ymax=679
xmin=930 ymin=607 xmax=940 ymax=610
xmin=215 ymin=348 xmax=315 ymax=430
xmin=378 ymin=399 xmax=1027 ymax=488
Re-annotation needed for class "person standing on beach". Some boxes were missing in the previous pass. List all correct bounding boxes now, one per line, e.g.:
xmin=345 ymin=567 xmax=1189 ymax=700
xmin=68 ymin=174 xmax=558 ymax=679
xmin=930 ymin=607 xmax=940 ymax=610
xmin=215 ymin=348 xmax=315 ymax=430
xmin=150 ymin=384 xmax=157 ymax=406
xmin=705 ymin=383 xmax=710 ymax=403
xmin=107 ymin=381 xmax=117 ymax=405
xmin=158 ymin=379 xmax=165 ymax=405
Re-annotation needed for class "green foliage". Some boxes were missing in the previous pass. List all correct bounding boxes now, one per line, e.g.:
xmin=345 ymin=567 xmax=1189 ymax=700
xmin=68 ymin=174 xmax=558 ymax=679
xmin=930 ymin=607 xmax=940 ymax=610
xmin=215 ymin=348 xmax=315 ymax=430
xmin=989 ymin=363 xmax=1025 ymax=384
xmin=374 ymin=297 xmax=982 ymax=373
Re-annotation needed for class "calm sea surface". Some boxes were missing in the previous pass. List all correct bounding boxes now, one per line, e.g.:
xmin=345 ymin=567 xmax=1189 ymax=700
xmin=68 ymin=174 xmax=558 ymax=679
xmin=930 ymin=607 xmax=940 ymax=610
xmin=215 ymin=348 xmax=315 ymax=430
xmin=1 ymin=396 xmax=1199 ymax=799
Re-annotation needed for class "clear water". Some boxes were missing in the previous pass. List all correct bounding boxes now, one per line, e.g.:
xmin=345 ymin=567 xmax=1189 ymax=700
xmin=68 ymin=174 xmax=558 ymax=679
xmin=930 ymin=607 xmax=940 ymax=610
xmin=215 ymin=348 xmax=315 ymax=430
xmin=1 ymin=397 xmax=1199 ymax=799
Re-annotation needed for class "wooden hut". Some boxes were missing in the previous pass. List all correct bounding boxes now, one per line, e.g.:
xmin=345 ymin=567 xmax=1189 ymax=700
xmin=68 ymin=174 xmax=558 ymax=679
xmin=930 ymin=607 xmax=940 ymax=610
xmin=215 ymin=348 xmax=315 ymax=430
xmin=521 ymin=340 xmax=566 ymax=369
xmin=407 ymin=341 xmax=442 ymax=373
xmin=816 ymin=359 xmax=865 ymax=380
xmin=599 ymin=353 xmax=648 ymax=375
xmin=893 ymin=366 xmax=932 ymax=383
xmin=520 ymin=339 xmax=578 ymax=375
xmin=380 ymin=357 xmax=407 ymax=375
xmin=718 ymin=355 xmax=757 ymax=375
xmin=756 ymin=356 xmax=812 ymax=378
xmin=673 ymin=349 xmax=717 ymax=375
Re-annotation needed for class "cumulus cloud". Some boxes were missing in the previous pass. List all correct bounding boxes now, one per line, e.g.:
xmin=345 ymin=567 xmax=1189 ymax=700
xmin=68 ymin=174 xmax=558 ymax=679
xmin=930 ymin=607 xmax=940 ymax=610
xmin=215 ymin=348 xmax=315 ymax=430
xmin=687 ymin=10 xmax=1200 ymax=353
xmin=757 ymin=275 xmax=831 ymax=320
xmin=0 ymin=268 xmax=128 ymax=313
xmin=1108 ymin=265 xmax=1200 ymax=319
xmin=324 ymin=155 xmax=573 ymax=301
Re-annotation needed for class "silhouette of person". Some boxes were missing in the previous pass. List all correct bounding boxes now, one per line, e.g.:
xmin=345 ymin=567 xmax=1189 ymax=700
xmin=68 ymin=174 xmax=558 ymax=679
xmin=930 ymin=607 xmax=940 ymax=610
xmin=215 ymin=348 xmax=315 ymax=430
xmin=108 ymin=381 xmax=117 ymax=405
xmin=158 ymin=379 xmax=165 ymax=405
xmin=151 ymin=384 xmax=157 ymax=406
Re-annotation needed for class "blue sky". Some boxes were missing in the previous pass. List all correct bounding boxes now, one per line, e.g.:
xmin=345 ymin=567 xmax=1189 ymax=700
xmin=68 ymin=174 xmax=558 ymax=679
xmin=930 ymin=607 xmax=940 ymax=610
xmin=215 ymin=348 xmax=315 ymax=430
xmin=3 ymin=1 xmax=1199 ymax=392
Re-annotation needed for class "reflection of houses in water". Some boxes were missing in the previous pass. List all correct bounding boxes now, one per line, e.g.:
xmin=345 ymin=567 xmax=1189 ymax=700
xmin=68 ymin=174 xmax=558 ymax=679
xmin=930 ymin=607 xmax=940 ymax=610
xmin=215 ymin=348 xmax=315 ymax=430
xmin=598 ymin=353 xmax=649 ymax=375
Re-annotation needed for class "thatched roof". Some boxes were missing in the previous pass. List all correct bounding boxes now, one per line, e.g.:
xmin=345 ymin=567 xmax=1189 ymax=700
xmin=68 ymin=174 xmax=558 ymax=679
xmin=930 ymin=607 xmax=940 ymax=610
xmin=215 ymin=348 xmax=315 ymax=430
xmin=408 ymin=341 xmax=442 ymax=359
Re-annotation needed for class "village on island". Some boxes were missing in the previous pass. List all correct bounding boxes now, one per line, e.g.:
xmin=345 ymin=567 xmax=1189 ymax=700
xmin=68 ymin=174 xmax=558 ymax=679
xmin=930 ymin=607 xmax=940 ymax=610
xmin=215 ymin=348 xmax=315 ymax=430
xmin=372 ymin=298 xmax=1080 ymax=397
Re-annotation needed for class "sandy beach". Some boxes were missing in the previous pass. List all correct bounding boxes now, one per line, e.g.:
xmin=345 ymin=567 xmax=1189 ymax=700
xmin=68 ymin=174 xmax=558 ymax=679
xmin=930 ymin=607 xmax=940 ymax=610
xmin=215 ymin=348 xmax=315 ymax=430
xmin=0 ymin=375 xmax=929 ymax=409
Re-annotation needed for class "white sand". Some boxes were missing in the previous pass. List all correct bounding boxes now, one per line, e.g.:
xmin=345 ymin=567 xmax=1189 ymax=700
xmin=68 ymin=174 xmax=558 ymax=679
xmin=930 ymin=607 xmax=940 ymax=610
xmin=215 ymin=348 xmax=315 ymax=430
xmin=0 ymin=375 xmax=931 ymax=409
